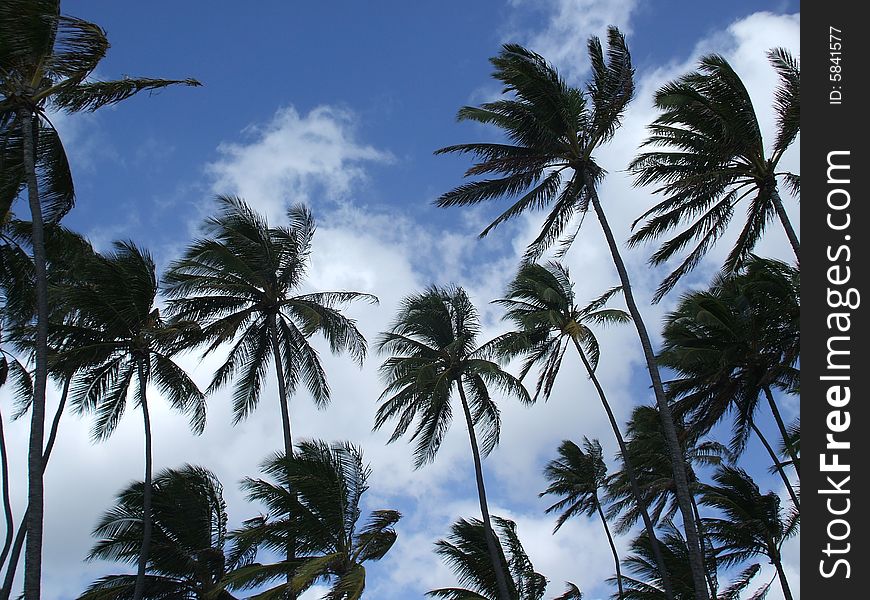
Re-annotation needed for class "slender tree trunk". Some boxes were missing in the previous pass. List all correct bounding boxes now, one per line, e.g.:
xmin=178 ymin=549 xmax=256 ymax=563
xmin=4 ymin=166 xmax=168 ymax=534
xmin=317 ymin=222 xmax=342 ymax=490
xmin=0 ymin=378 xmax=70 ymax=599
xmin=750 ymin=421 xmax=799 ymax=508
xmin=455 ymin=380 xmax=512 ymax=600
xmin=589 ymin=187 xmax=710 ymax=600
xmin=570 ymin=338 xmax=674 ymax=600
xmin=595 ymin=497 xmax=624 ymax=600
xmin=772 ymin=552 xmax=794 ymax=600
xmin=690 ymin=494 xmax=717 ymax=599
xmin=0 ymin=406 xmax=12 ymax=571
xmin=269 ymin=318 xmax=296 ymax=598
xmin=20 ymin=107 xmax=48 ymax=600
xmin=770 ymin=184 xmax=800 ymax=261
xmin=763 ymin=386 xmax=799 ymax=480
xmin=133 ymin=362 xmax=153 ymax=600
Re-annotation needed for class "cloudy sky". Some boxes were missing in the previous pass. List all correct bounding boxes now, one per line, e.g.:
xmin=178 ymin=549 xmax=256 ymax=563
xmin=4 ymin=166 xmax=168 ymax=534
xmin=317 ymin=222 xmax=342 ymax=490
xmin=2 ymin=1 xmax=800 ymax=598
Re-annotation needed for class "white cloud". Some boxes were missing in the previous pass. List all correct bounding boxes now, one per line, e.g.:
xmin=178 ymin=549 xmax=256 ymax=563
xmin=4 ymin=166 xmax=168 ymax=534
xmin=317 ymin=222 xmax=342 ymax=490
xmin=206 ymin=105 xmax=393 ymax=222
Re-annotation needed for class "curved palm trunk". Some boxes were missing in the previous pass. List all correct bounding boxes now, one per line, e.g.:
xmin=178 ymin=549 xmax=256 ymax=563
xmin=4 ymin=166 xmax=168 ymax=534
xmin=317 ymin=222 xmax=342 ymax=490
xmin=455 ymin=380 xmax=512 ymax=600
xmin=570 ymin=338 xmax=674 ymax=600
xmin=771 ymin=549 xmax=794 ymax=600
xmin=0 ymin=407 xmax=12 ymax=571
xmin=770 ymin=185 xmax=800 ymax=261
xmin=589 ymin=187 xmax=710 ymax=600
xmin=762 ymin=386 xmax=799 ymax=481
xmin=133 ymin=363 xmax=154 ymax=600
xmin=20 ymin=107 xmax=49 ymax=600
xmin=594 ymin=496 xmax=624 ymax=600
xmin=690 ymin=494 xmax=717 ymax=599
xmin=0 ymin=378 xmax=70 ymax=599
xmin=750 ymin=421 xmax=800 ymax=508
xmin=268 ymin=318 xmax=296 ymax=599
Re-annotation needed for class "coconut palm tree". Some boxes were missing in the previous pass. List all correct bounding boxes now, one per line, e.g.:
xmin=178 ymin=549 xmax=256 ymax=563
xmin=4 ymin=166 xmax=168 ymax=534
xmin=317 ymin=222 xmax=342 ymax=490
xmin=541 ymin=438 xmax=624 ymax=599
xmin=435 ymin=31 xmax=706 ymax=598
xmin=629 ymin=49 xmax=800 ymax=301
xmin=163 ymin=196 xmax=373 ymax=462
xmin=49 ymin=241 xmax=205 ymax=600
xmin=219 ymin=440 xmax=400 ymax=600
xmin=375 ymin=285 xmax=530 ymax=600
xmin=492 ymin=261 xmax=669 ymax=589
xmin=658 ymin=257 xmax=800 ymax=507
xmin=699 ymin=467 xmax=797 ymax=600
xmin=428 ymin=516 xmax=582 ymax=600
xmin=1 ymin=4 xmax=199 ymax=592
xmin=78 ymin=465 xmax=238 ymax=600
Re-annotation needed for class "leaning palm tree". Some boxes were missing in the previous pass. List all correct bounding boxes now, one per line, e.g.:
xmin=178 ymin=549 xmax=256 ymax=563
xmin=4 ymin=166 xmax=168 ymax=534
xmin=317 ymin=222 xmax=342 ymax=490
xmin=492 ymin=261 xmax=669 ymax=589
xmin=1 ymin=3 xmax=198 ymax=592
xmin=658 ymin=257 xmax=800 ymax=507
xmin=50 ymin=242 xmax=206 ymax=600
xmin=699 ymin=467 xmax=797 ymax=600
xmin=428 ymin=516 xmax=581 ymax=600
xmin=163 ymin=196 xmax=373 ymax=462
xmin=78 ymin=465 xmax=238 ymax=600
xmin=629 ymin=49 xmax=800 ymax=301
xmin=435 ymin=31 xmax=706 ymax=598
xmin=220 ymin=440 xmax=400 ymax=600
xmin=541 ymin=438 xmax=624 ymax=599
xmin=375 ymin=285 xmax=530 ymax=600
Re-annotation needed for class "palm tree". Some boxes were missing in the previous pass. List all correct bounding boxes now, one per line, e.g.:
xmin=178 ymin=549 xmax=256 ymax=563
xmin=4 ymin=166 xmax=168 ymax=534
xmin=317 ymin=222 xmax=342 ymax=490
xmin=428 ymin=516 xmax=581 ymax=600
xmin=541 ymin=438 xmax=624 ymax=599
xmin=375 ymin=285 xmax=530 ymax=600
xmin=492 ymin=261 xmax=669 ymax=590
xmin=78 ymin=465 xmax=238 ymax=600
xmin=50 ymin=241 xmax=206 ymax=600
xmin=658 ymin=257 xmax=800 ymax=507
xmin=163 ymin=195 xmax=373 ymax=462
xmin=1 ymin=3 xmax=199 ymax=592
xmin=220 ymin=440 xmax=400 ymax=599
xmin=629 ymin=49 xmax=800 ymax=301
xmin=434 ymin=32 xmax=707 ymax=598
xmin=699 ymin=467 xmax=797 ymax=600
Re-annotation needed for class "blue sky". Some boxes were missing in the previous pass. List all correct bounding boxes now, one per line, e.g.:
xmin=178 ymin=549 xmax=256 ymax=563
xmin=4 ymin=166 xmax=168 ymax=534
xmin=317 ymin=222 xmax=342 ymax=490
xmin=3 ymin=1 xmax=800 ymax=598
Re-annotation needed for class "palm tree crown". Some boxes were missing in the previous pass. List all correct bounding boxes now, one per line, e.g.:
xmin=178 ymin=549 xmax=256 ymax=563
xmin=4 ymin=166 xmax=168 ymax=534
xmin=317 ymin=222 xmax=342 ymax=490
xmin=222 ymin=440 xmax=400 ymax=600
xmin=79 ymin=465 xmax=237 ymax=600
xmin=435 ymin=27 xmax=633 ymax=260
xmin=163 ymin=195 xmax=374 ymax=455
xmin=629 ymin=50 xmax=800 ymax=301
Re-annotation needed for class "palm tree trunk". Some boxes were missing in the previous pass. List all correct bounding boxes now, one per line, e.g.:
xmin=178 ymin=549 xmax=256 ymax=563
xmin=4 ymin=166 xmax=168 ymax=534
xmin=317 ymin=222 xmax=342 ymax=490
xmin=690 ymin=494 xmax=717 ymax=599
xmin=595 ymin=496 xmax=624 ymax=600
xmin=772 ymin=552 xmax=794 ymax=600
xmin=588 ymin=187 xmax=710 ymax=600
xmin=133 ymin=362 xmax=153 ymax=600
xmin=0 ymin=378 xmax=71 ymax=599
xmin=19 ymin=107 xmax=48 ymax=600
xmin=268 ymin=318 xmax=296 ymax=598
xmin=570 ymin=338 xmax=674 ymax=600
xmin=0 ymin=407 xmax=12 ymax=572
xmin=455 ymin=380 xmax=512 ymax=600
xmin=769 ymin=185 xmax=800 ymax=261
xmin=762 ymin=386 xmax=799 ymax=480
xmin=750 ymin=421 xmax=800 ymax=508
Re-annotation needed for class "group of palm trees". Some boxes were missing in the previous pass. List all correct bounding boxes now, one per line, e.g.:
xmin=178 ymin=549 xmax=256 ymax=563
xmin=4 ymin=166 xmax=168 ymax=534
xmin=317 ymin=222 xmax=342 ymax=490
xmin=0 ymin=3 xmax=799 ymax=600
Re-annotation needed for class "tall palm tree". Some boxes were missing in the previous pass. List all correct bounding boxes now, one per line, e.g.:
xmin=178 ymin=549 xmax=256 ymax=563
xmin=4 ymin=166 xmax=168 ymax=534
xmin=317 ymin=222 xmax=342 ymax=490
xmin=428 ymin=516 xmax=582 ymax=600
xmin=629 ymin=49 xmax=800 ymax=301
xmin=434 ymin=31 xmax=708 ymax=598
xmin=1 ymin=3 xmax=199 ymax=593
xmin=658 ymin=257 xmax=800 ymax=507
xmin=50 ymin=241 xmax=206 ymax=600
xmin=541 ymin=438 xmax=624 ymax=599
xmin=492 ymin=261 xmax=669 ymax=590
xmin=699 ymin=467 xmax=797 ymax=600
xmin=220 ymin=440 xmax=400 ymax=600
xmin=375 ymin=285 xmax=530 ymax=600
xmin=78 ymin=465 xmax=238 ymax=600
xmin=163 ymin=195 xmax=373 ymax=462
